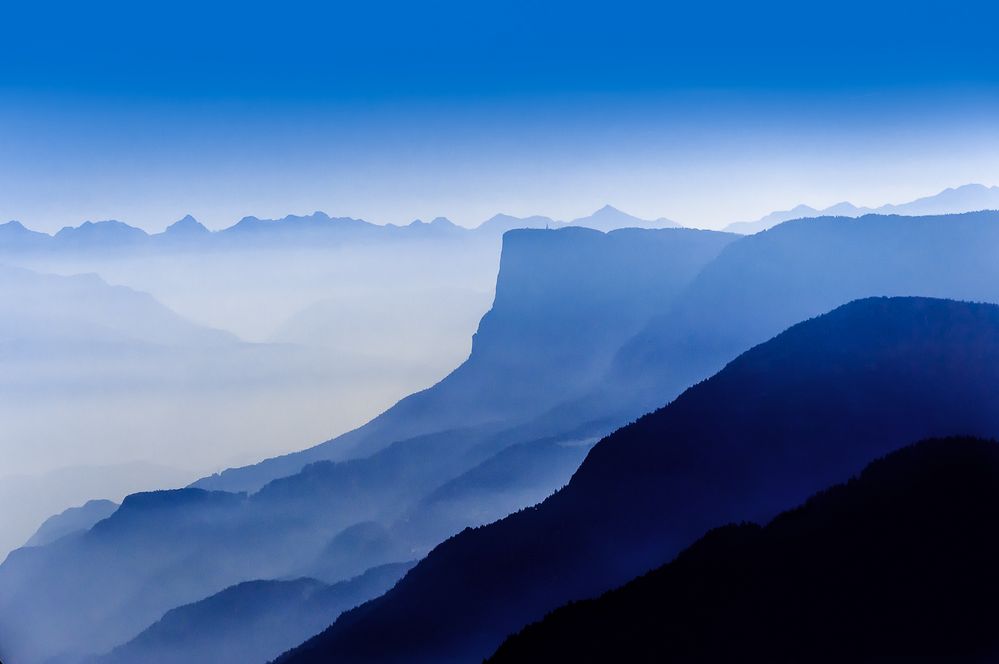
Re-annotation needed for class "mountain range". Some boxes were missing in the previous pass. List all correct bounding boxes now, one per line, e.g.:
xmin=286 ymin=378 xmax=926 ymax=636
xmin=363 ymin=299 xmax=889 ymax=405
xmin=3 ymin=184 xmax=996 ymax=250
xmin=724 ymin=183 xmax=999 ymax=233
xmin=275 ymin=296 xmax=999 ymax=663
xmin=0 ymin=205 xmax=681 ymax=255
xmin=488 ymin=436 xmax=999 ymax=662
xmin=0 ymin=225 xmax=735 ymax=664
xmin=9 ymin=209 xmax=999 ymax=663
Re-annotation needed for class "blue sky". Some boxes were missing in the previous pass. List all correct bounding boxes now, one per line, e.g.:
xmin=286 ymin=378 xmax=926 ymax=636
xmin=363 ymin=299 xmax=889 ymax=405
xmin=2 ymin=0 xmax=998 ymax=231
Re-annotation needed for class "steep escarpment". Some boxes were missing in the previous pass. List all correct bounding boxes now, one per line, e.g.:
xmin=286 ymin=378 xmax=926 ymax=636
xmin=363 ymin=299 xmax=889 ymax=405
xmin=195 ymin=227 xmax=736 ymax=493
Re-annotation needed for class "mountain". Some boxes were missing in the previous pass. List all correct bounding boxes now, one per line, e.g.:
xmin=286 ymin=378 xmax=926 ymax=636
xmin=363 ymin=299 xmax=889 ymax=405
xmin=880 ymin=183 xmax=999 ymax=216
xmin=601 ymin=210 xmax=999 ymax=425
xmin=23 ymin=500 xmax=118 ymax=548
xmin=92 ymin=562 xmax=414 ymax=664
xmin=216 ymin=212 xmax=386 ymax=246
xmin=725 ymin=183 xmax=999 ymax=234
xmin=0 ymin=204 xmax=682 ymax=256
xmin=0 ymin=220 xmax=48 ymax=251
xmin=275 ymin=297 xmax=999 ymax=664
xmin=195 ymin=226 xmax=736 ymax=492
xmin=53 ymin=220 xmax=150 ymax=250
xmin=567 ymin=205 xmax=681 ymax=232
xmin=0 ymin=226 xmax=735 ymax=663
xmin=476 ymin=213 xmax=559 ymax=234
xmin=0 ymin=463 xmax=196 ymax=564
xmin=489 ymin=437 xmax=999 ymax=663
xmin=477 ymin=206 xmax=680 ymax=235
xmin=161 ymin=215 xmax=210 ymax=238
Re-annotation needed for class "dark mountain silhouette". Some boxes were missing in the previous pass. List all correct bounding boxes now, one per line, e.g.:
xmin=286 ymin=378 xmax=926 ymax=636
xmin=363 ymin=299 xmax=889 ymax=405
xmin=92 ymin=562 xmax=414 ymax=664
xmin=195 ymin=226 xmax=735 ymax=492
xmin=274 ymin=297 xmax=999 ymax=664
xmin=489 ymin=437 xmax=999 ymax=663
xmin=725 ymin=183 xmax=999 ymax=233
xmin=23 ymin=499 xmax=118 ymax=548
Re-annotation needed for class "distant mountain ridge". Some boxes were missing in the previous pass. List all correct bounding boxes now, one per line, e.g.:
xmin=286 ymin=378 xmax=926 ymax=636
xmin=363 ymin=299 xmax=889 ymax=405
xmin=6 ymin=184 xmax=997 ymax=248
xmin=0 ymin=205 xmax=682 ymax=254
xmin=726 ymin=183 xmax=999 ymax=234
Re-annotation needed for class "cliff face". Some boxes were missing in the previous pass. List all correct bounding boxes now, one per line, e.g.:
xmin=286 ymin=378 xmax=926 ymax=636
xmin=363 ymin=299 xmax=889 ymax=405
xmin=196 ymin=226 xmax=736 ymax=492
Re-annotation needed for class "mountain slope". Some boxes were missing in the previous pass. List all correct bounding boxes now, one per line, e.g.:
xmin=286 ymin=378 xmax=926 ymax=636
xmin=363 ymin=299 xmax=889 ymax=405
xmin=276 ymin=297 xmax=999 ymax=664
xmin=93 ymin=562 xmax=414 ymax=664
xmin=489 ymin=437 xmax=999 ymax=663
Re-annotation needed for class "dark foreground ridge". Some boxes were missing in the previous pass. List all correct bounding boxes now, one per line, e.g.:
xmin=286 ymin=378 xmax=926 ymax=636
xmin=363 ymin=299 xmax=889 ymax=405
xmin=490 ymin=437 xmax=999 ymax=663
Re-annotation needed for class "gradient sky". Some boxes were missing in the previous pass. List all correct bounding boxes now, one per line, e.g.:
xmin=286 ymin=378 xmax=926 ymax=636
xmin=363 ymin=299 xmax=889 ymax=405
xmin=2 ymin=0 xmax=998 ymax=232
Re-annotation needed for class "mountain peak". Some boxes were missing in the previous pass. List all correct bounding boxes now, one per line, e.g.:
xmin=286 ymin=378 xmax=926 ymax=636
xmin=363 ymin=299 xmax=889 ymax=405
xmin=163 ymin=215 xmax=209 ymax=235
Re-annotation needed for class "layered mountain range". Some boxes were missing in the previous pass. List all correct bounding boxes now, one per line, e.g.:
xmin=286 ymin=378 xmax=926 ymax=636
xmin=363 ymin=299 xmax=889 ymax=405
xmin=6 ymin=208 xmax=999 ymax=664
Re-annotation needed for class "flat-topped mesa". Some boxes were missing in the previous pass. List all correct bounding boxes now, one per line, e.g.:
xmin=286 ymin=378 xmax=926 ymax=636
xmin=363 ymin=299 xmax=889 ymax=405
xmin=191 ymin=225 xmax=735 ymax=493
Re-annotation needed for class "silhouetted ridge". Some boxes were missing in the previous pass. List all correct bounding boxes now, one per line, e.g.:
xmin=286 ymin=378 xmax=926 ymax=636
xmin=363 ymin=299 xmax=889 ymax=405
xmin=274 ymin=296 xmax=999 ymax=664
xmin=489 ymin=437 xmax=999 ymax=663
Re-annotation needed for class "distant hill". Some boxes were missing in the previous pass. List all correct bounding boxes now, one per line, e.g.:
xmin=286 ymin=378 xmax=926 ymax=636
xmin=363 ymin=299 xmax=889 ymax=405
xmin=275 ymin=297 xmax=999 ymax=664
xmin=567 ymin=205 xmax=680 ymax=232
xmin=0 ymin=263 xmax=235 ymax=348
xmin=726 ymin=183 xmax=999 ymax=234
xmin=92 ymin=562 xmax=413 ymax=664
xmin=489 ymin=437 xmax=999 ymax=663
xmin=24 ymin=500 xmax=118 ymax=548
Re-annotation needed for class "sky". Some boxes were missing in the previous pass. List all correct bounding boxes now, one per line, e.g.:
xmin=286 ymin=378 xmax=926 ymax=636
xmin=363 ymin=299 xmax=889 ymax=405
xmin=2 ymin=0 xmax=998 ymax=232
